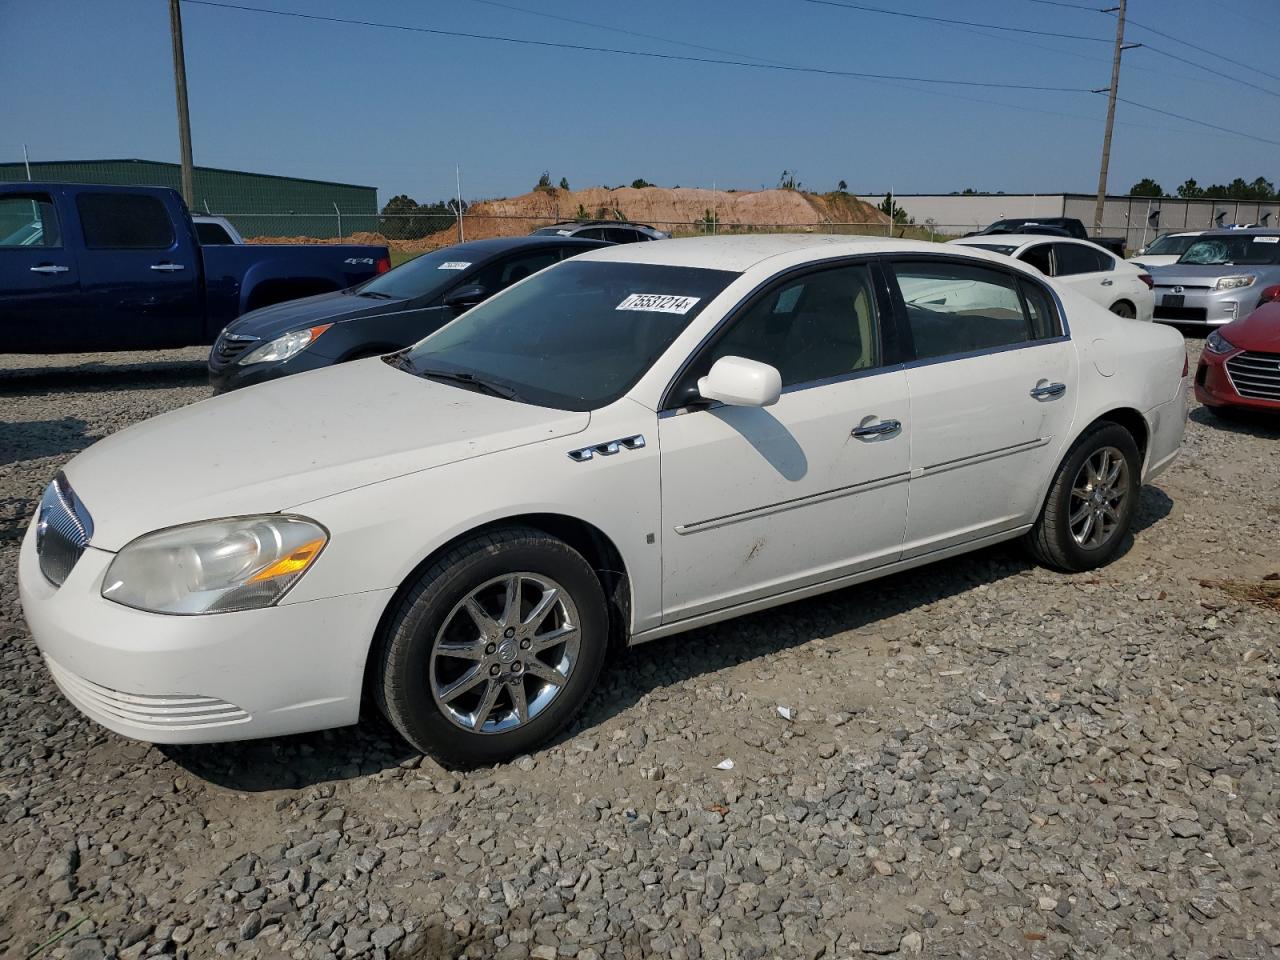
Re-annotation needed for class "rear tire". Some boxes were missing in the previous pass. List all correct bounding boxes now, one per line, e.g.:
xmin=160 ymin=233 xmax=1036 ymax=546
xmin=375 ymin=527 xmax=608 ymax=766
xmin=1025 ymin=422 xmax=1141 ymax=572
xmin=1109 ymin=301 xmax=1136 ymax=319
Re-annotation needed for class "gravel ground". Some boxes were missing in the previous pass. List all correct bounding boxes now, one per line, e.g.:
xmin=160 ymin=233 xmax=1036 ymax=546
xmin=1 ymin=341 xmax=1278 ymax=960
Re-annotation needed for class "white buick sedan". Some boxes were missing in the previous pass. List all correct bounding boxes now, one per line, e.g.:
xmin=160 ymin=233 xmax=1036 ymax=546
xmin=948 ymin=234 xmax=1156 ymax=322
xmin=21 ymin=236 xmax=1188 ymax=765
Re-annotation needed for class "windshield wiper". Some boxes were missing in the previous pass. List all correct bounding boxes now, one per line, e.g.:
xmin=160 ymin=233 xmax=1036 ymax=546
xmin=416 ymin=367 xmax=521 ymax=400
xmin=357 ymin=290 xmax=396 ymax=299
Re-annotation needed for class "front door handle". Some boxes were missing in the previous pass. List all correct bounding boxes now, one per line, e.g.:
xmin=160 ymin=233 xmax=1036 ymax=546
xmin=30 ymin=265 xmax=70 ymax=275
xmin=150 ymin=263 xmax=186 ymax=272
xmin=852 ymin=419 xmax=902 ymax=438
xmin=1100 ymin=278 xmax=1114 ymax=286
xmin=1030 ymin=382 xmax=1067 ymax=400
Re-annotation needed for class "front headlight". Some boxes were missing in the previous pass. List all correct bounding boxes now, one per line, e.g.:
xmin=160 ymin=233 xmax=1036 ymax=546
xmin=1204 ymin=330 xmax=1236 ymax=355
xmin=238 ymin=324 xmax=332 ymax=365
xmin=1215 ymin=276 xmax=1255 ymax=291
xmin=102 ymin=516 xmax=328 ymax=615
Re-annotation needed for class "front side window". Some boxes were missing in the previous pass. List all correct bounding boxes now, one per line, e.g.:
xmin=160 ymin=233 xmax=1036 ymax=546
xmin=892 ymin=260 xmax=1031 ymax=360
xmin=0 ymin=194 xmax=61 ymax=248
xmin=696 ymin=262 xmax=881 ymax=389
xmin=76 ymin=193 xmax=175 ymax=249
xmin=400 ymin=260 xmax=738 ymax=411
xmin=1054 ymin=243 xmax=1111 ymax=276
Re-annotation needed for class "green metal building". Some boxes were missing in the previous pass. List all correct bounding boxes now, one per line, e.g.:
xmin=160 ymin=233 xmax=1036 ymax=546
xmin=0 ymin=158 xmax=378 ymax=239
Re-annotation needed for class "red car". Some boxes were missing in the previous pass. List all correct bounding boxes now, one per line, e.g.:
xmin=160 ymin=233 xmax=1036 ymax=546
xmin=1195 ymin=302 xmax=1280 ymax=415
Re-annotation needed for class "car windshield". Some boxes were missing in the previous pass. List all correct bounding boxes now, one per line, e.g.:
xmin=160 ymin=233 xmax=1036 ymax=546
xmin=963 ymin=243 xmax=1017 ymax=255
xmin=1177 ymin=236 xmax=1280 ymax=266
xmin=397 ymin=259 xmax=739 ymax=411
xmin=358 ymin=247 xmax=487 ymax=300
xmin=1144 ymin=234 xmax=1199 ymax=256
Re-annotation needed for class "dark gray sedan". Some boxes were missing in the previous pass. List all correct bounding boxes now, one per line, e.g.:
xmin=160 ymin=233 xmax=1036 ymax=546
xmin=208 ymin=236 xmax=608 ymax=393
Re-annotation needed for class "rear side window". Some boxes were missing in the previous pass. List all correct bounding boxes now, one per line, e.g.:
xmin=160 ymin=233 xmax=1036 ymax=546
xmin=603 ymin=228 xmax=642 ymax=243
xmin=1053 ymin=243 xmax=1111 ymax=276
xmin=1019 ymin=279 xmax=1062 ymax=340
xmin=892 ymin=260 xmax=1030 ymax=360
xmin=77 ymin=193 xmax=175 ymax=249
xmin=0 ymin=194 xmax=61 ymax=248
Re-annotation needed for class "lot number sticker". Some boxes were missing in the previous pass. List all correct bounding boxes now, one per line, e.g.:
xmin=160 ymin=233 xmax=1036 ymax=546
xmin=1252 ymin=236 xmax=1279 ymax=244
xmin=438 ymin=261 xmax=472 ymax=270
xmin=616 ymin=293 xmax=701 ymax=314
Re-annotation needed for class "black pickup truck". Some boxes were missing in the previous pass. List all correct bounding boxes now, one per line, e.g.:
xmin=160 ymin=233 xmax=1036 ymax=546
xmin=0 ymin=182 xmax=389 ymax=353
xmin=971 ymin=217 xmax=1127 ymax=257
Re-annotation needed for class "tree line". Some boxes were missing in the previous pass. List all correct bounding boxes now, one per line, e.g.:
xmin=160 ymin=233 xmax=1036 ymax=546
xmin=1128 ymin=176 xmax=1277 ymax=201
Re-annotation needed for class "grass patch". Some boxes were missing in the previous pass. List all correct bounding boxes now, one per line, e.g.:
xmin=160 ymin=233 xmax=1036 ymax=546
xmin=389 ymin=250 xmax=424 ymax=268
xmin=1200 ymin=576 xmax=1280 ymax=612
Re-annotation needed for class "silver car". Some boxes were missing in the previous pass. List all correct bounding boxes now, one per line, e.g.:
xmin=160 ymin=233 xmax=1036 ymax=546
xmin=1149 ymin=229 xmax=1280 ymax=326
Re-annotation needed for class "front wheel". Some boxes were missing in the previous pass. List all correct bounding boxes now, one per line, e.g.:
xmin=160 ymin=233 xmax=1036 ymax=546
xmin=375 ymin=527 xmax=608 ymax=766
xmin=1025 ymin=422 xmax=1141 ymax=572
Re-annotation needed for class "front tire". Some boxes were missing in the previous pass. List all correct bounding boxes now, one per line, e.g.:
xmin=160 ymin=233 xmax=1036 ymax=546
xmin=1025 ymin=422 xmax=1141 ymax=572
xmin=375 ymin=527 xmax=608 ymax=766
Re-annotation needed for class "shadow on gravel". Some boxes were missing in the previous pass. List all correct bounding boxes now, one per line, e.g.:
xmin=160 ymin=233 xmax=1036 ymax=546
xmin=0 ymin=417 xmax=94 ymax=467
xmin=162 ymin=486 xmax=1181 ymax=786
xmin=1189 ymin=405 xmax=1280 ymax=439
xmin=0 ymin=361 xmax=206 ymax=394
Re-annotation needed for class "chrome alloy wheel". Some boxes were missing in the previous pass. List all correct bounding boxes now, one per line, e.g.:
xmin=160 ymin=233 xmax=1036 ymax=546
xmin=429 ymin=573 xmax=580 ymax=734
xmin=1069 ymin=446 xmax=1130 ymax=549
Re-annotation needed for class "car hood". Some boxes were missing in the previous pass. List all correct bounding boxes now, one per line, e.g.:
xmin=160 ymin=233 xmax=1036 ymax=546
xmin=1223 ymin=302 xmax=1280 ymax=352
xmin=1147 ymin=264 xmax=1269 ymax=285
xmin=1129 ymin=255 xmax=1180 ymax=268
xmin=63 ymin=359 xmax=590 ymax=550
xmin=221 ymin=289 xmax=413 ymax=341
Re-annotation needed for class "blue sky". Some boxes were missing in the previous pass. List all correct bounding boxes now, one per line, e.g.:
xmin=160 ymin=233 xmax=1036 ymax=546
xmin=2 ymin=0 xmax=1276 ymax=204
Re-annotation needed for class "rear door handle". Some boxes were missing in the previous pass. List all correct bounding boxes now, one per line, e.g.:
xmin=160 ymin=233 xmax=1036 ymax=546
xmin=1030 ymin=382 xmax=1067 ymax=400
xmin=852 ymin=419 xmax=902 ymax=438
xmin=1100 ymin=278 xmax=1114 ymax=286
xmin=30 ymin=265 xmax=70 ymax=274
xmin=150 ymin=263 xmax=186 ymax=272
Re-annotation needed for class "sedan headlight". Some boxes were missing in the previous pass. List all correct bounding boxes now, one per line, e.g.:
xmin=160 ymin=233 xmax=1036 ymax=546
xmin=102 ymin=516 xmax=328 ymax=615
xmin=238 ymin=324 xmax=332 ymax=365
xmin=1215 ymin=276 xmax=1255 ymax=291
xmin=1204 ymin=330 xmax=1236 ymax=355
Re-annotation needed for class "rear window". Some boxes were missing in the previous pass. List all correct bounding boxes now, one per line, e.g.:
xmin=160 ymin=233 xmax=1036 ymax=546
xmin=77 ymin=193 xmax=175 ymax=249
xmin=195 ymin=221 xmax=234 ymax=244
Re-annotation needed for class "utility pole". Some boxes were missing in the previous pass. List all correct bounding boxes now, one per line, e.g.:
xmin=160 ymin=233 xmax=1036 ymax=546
xmin=168 ymin=0 xmax=195 ymax=207
xmin=455 ymin=165 xmax=465 ymax=241
xmin=1092 ymin=1 xmax=1139 ymax=236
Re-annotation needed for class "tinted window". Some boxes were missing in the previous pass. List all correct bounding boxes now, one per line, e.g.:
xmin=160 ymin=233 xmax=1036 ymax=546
xmin=700 ymin=263 xmax=880 ymax=388
xmin=603 ymin=228 xmax=642 ymax=243
xmin=892 ymin=260 xmax=1030 ymax=360
xmin=1053 ymin=243 xmax=1111 ymax=276
xmin=467 ymin=249 xmax=562 ymax=294
xmin=1019 ymin=244 xmax=1052 ymax=274
xmin=401 ymin=260 xmax=738 ymax=411
xmin=77 ymin=193 xmax=175 ymax=249
xmin=1019 ymin=279 xmax=1061 ymax=340
xmin=576 ymin=228 xmax=609 ymax=241
xmin=0 ymin=195 xmax=61 ymax=247
xmin=195 ymin=221 xmax=233 ymax=244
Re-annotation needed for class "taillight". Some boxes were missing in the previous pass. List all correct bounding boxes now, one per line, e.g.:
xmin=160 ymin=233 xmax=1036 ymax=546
xmin=1138 ymin=273 xmax=1153 ymax=290
xmin=376 ymin=256 xmax=391 ymax=274
xmin=1259 ymin=284 xmax=1280 ymax=305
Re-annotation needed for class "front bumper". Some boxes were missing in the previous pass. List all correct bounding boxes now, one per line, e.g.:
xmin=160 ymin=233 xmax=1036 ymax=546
xmin=1153 ymin=286 xmax=1257 ymax=326
xmin=18 ymin=520 xmax=395 ymax=744
xmin=1195 ymin=351 xmax=1280 ymax=412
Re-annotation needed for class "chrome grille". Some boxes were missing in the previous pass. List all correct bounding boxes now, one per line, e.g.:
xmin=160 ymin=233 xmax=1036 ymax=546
xmin=1226 ymin=350 xmax=1280 ymax=401
xmin=35 ymin=473 xmax=93 ymax=587
xmin=210 ymin=332 xmax=258 ymax=368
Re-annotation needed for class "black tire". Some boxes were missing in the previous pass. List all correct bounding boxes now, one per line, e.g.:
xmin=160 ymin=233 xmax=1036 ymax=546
xmin=1025 ymin=422 xmax=1141 ymax=572
xmin=375 ymin=527 xmax=608 ymax=766
xmin=1109 ymin=301 xmax=1136 ymax=319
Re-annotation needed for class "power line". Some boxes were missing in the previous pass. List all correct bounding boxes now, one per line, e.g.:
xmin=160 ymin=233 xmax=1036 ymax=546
xmin=799 ymin=0 xmax=1111 ymax=42
xmin=179 ymin=0 xmax=1090 ymax=91
xmin=1124 ymin=16 xmax=1280 ymax=84
xmin=1112 ymin=95 xmax=1280 ymax=147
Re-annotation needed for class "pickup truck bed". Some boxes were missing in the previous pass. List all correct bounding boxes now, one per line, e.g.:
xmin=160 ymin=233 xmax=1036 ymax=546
xmin=0 ymin=182 xmax=389 ymax=353
xmin=974 ymin=217 xmax=1126 ymax=257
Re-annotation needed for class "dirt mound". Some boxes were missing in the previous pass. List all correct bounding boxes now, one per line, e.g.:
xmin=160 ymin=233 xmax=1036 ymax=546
xmin=245 ymin=187 xmax=888 ymax=252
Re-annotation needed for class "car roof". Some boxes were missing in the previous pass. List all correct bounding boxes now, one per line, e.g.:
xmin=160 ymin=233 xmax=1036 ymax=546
xmin=436 ymin=235 xmax=609 ymax=257
xmin=1198 ymin=228 xmax=1280 ymax=238
xmin=544 ymin=220 xmax=658 ymax=231
xmin=575 ymin=234 xmax=988 ymax=272
xmin=952 ymin=234 xmax=1104 ymax=249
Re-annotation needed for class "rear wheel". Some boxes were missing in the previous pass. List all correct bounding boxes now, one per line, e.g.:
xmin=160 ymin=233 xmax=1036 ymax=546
xmin=1026 ymin=422 xmax=1141 ymax=572
xmin=375 ymin=527 xmax=608 ymax=766
xmin=1109 ymin=301 xmax=1136 ymax=319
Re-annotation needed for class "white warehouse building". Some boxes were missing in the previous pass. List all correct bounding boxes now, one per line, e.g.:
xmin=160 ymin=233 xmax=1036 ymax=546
xmin=857 ymin=192 xmax=1280 ymax=252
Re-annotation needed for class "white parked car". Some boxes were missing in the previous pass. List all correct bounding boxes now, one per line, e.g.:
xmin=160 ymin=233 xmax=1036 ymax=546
xmin=949 ymin=234 xmax=1155 ymax=322
xmin=1128 ymin=231 xmax=1204 ymax=269
xmin=20 ymin=236 xmax=1189 ymax=765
